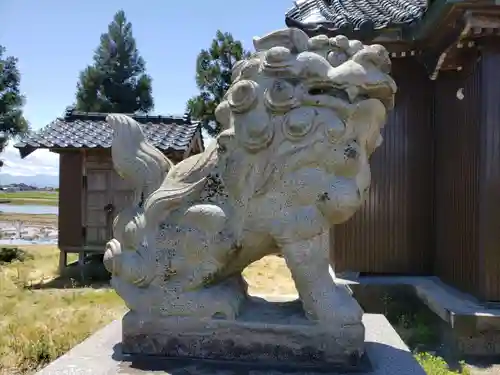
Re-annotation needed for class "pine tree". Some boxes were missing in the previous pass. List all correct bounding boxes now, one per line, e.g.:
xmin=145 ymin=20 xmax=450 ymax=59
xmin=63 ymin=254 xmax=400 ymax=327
xmin=187 ymin=30 xmax=250 ymax=136
xmin=75 ymin=10 xmax=153 ymax=113
xmin=0 ymin=45 xmax=28 ymax=156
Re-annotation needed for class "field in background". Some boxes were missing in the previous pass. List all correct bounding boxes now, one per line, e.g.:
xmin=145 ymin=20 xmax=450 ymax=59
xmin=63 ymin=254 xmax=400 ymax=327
xmin=0 ymin=191 xmax=59 ymax=206
xmin=0 ymin=213 xmax=58 ymax=226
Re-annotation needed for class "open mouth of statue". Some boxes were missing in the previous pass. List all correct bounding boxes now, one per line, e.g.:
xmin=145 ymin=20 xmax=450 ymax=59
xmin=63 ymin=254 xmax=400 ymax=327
xmin=302 ymin=83 xmax=352 ymax=119
xmin=307 ymin=85 xmax=349 ymax=101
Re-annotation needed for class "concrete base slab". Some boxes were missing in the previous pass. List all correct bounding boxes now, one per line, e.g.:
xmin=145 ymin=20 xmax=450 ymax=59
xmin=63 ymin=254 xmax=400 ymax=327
xmin=337 ymin=275 xmax=500 ymax=356
xmin=122 ymin=297 xmax=365 ymax=370
xmin=36 ymin=313 xmax=425 ymax=375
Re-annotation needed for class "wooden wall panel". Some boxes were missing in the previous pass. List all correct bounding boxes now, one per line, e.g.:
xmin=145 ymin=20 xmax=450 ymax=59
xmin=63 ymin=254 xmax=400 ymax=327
xmin=434 ymin=66 xmax=481 ymax=296
xmin=478 ymin=48 xmax=500 ymax=301
xmin=58 ymin=152 xmax=83 ymax=248
xmin=332 ymin=58 xmax=434 ymax=275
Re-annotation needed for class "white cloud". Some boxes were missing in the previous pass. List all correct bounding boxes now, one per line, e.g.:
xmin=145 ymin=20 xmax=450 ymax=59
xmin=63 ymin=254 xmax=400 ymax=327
xmin=0 ymin=143 xmax=59 ymax=176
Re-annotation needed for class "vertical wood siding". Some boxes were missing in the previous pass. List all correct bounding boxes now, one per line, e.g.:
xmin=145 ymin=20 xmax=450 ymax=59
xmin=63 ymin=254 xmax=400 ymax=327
xmin=434 ymin=66 xmax=481 ymax=296
xmin=58 ymin=152 xmax=83 ymax=248
xmin=332 ymin=58 xmax=434 ymax=274
xmin=478 ymin=48 xmax=500 ymax=301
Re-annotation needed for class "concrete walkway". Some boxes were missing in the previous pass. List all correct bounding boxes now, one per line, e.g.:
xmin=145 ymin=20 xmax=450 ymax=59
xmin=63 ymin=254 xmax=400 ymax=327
xmin=336 ymin=275 xmax=500 ymax=374
xmin=467 ymin=359 xmax=500 ymax=375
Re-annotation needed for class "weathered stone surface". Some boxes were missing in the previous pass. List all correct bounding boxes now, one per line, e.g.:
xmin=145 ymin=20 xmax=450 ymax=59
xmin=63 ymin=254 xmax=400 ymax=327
xmin=122 ymin=296 xmax=365 ymax=369
xmin=102 ymin=26 xmax=397 ymax=370
xmin=36 ymin=314 xmax=425 ymax=375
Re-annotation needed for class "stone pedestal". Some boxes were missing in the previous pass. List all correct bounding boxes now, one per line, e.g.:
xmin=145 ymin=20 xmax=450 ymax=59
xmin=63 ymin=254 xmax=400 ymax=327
xmin=122 ymin=296 xmax=366 ymax=371
xmin=35 ymin=313 xmax=426 ymax=375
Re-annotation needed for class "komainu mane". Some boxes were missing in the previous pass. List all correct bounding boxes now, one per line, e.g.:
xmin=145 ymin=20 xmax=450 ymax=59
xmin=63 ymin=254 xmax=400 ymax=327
xmin=104 ymin=28 xmax=396 ymax=327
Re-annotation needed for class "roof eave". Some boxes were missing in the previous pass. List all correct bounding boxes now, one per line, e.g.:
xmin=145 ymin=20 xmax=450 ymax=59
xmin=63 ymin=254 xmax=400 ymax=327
xmin=411 ymin=0 xmax=463 ymax=41
xmin=412 ymin=0 xmax=500 ymax=41
xmin=14 ymin=142 xmax=37 ymax=159
xmin=286 ymin=16 xmax=423 ymax=44
xmin=13 ymin=143 xmax=191 ymax=159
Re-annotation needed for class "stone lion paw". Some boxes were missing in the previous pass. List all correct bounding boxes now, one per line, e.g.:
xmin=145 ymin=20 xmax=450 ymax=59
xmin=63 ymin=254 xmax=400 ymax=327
xmin=103 ymin=238 xmax=123 ymax=275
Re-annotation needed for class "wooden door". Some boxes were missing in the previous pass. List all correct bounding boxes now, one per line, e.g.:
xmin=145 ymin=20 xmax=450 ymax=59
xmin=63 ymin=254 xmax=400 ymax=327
xmin=85 ymin=169 xmax=112 ymax=245
xmin=111 ymin=171 xmax=135 ymax=217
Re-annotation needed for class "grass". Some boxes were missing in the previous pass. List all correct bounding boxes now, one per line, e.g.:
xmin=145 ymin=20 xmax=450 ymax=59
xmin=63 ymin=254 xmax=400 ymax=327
xmin=0 ymin=247 xmax=33 ymax=263
xmin=416 ymin=353 xmax=470 ymax=375
xmin=0 ymin=191 xmax=58 ymax=206
xmin=0 ymin=245 xmax=124 ymax=374
xmin=0 ymin=247 xmax=469 ymax=374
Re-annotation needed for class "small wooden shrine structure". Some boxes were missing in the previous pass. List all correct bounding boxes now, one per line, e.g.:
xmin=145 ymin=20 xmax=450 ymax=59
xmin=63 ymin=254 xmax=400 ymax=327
xmin=15 ymin=110 xmax=203 ymax=271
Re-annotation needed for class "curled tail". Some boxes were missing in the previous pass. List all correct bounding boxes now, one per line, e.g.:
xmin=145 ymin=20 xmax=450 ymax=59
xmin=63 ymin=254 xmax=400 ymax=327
xmin=107 ymin=114 xmax=173 ymax=205
xmin=106 ymin=113 xmax=176 ymax=284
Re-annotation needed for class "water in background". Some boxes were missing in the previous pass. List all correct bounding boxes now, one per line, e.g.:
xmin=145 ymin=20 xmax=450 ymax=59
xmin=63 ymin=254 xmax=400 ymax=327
xmin=0 ymin=204 xmax=59 ymax=245
xmin=0 ymin=204 xmax=58 ymax=215
xmin=0 ymin=238 xmax=57 ymax=245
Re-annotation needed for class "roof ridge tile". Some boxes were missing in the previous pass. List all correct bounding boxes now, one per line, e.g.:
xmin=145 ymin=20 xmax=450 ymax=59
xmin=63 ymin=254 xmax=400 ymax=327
xmin=63 ymin=109 xmax=192 ymax=125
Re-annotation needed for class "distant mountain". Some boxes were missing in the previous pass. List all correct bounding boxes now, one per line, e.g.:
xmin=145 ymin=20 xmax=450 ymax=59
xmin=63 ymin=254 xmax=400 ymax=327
xmin=0 ymin=174 xmax=59 ymax=188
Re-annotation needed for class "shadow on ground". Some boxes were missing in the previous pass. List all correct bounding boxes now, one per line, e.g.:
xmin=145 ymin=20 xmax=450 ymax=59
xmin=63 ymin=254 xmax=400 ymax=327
xmin=28 ymin=259 xmax=111 ymax=290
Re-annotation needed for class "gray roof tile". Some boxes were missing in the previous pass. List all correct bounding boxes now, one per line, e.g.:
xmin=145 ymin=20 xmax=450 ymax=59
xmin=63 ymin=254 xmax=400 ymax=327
xmin=285 ymin=0 xmax=427 ymax=38
xmin=15 ymin=111 xmax=200 ymax=157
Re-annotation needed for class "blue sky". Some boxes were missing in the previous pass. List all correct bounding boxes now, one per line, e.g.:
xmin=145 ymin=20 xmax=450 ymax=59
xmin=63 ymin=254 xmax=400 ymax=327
xmin=0 ymin=0 xmax=293 ymax=176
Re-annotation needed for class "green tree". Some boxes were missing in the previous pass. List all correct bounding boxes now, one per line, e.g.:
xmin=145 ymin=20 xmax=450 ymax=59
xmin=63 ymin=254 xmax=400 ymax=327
xmin=0 ymin=45 xmax=28 ymax=155
xmin=75 ymin=10 xmax=153 ymax=113
xmin=187 ymin=30 xmax=250 ymax=136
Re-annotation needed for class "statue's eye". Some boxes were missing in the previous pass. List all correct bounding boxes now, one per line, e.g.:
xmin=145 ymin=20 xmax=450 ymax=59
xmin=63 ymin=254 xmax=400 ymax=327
xmin=312 ymin=108 xmax=345 ymax=142
xmin=269 ymin=80 xmax=294 ymax=103
xmin=282 ymin=107 xmax=315 ymax=140
xmin=264 ymin=79 xmax=298 ymax=112
xmin=227 ymin=80 xmax=258 ymax=113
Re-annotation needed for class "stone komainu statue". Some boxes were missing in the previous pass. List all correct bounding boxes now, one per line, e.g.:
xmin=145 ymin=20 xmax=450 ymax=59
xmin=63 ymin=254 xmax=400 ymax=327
xmin=104 ymin=28 xmax=396 ymax=327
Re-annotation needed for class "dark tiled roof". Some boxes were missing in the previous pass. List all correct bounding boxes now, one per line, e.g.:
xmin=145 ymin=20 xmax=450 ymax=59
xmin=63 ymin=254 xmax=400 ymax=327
xmin=15 ymin=111 xmax=200 ymax=158
xmin=285 ymin=0 xmax=428 ymax=37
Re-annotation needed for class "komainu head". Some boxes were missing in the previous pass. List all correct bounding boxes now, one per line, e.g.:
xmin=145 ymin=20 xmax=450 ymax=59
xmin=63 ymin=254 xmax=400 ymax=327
xmin=214 ymin=28 xmax=396 ymax=169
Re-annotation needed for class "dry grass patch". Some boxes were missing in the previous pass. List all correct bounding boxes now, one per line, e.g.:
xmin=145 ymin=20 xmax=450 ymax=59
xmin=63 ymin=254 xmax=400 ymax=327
xmin=242 ymin=255 xmax=297 ymax=296
xmin=0 ymin=245 xmax=124 ymax=374
xmin=0 ymin=213 xmax=58 ymax=226
xmin=0 ymin=248 xmax=295 ymax=374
